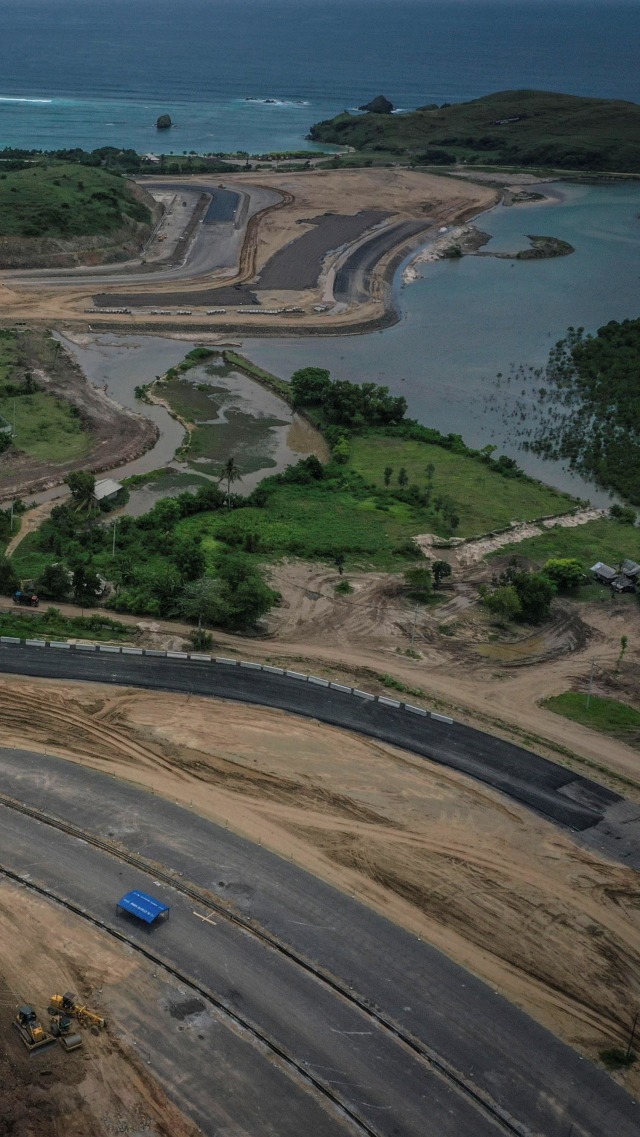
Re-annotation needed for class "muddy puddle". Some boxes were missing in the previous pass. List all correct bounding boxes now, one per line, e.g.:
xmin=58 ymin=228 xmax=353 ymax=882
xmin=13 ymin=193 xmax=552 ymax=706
xmin=130 ymin=354 xmax=328 ymax=512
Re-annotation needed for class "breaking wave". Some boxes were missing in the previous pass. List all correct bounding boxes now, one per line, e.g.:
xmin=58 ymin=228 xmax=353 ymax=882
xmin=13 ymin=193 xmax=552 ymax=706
xmin=0 ymin=96 xmax=53 ymax=104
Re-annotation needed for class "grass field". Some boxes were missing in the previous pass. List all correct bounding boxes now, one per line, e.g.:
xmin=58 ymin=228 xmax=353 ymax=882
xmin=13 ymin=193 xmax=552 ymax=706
xmin=0 ymin=391 xmax=90 ymax=461
xmin=348 ymin=435 xmax=574 ymax=537
xmin=491 ymin=518 xmax=640 ymax=572
xmin=0 ymin=163 xmax=151 ymax=238
xmin=176 ymin=482 xmax=434 ymax=569
xmin=0 ymin=329 xmax=91 ymax=462
xmin=543 ymin=692 xmax=640 ymax=748
xmin=171 ymin=430 xmax=580 ymax=571
xmin=0 ymin=608 xmax=133 ymax=643
xmin=10 ymin=531 xmax=56 ymax=581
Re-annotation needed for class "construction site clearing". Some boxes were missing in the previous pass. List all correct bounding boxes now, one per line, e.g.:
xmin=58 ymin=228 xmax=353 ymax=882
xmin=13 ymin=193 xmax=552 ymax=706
xmin=0 ymin=883 xmax=203 ymax=1137
xmin=0 ymin=169 xmax=497 ymax=333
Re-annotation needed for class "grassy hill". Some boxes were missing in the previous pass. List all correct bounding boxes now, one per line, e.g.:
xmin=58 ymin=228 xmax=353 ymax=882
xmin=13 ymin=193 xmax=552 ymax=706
xmin=309 ymin=90 xmax=640 ymax=172
xmin=0 ymin=162 xmax=152 ymax=238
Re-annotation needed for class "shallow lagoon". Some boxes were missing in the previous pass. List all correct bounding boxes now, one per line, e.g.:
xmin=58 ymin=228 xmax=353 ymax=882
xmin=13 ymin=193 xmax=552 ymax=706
xmin=240 ymin=182 xmax=640 ymax=504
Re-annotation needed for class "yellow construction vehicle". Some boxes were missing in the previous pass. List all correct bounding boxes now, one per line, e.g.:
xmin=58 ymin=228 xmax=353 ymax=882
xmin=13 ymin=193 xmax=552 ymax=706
xmin=13 ymin=1005 xmax=56 ymax=1053
xmin=49 ymin=991 xmax=106 ymax=1030
xmin=49 ymin=1012 xmax=83 ymax=1052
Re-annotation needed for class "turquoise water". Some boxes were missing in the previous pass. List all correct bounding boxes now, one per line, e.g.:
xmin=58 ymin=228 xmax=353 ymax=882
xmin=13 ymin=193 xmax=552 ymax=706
xmin=1 ymin=0 xmax=639 ymax=152
xmin=240 ymin=183 xmax=640 ymax=503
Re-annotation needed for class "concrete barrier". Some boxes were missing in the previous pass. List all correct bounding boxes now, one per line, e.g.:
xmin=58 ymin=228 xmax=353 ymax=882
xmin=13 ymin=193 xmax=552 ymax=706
xmin=5 ymin=637 xmax=452 ymax=729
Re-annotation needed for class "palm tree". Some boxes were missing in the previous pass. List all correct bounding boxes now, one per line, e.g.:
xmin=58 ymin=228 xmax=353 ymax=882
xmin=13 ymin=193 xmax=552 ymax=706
xmin=220 ymin=456 xmax=242 ymax=509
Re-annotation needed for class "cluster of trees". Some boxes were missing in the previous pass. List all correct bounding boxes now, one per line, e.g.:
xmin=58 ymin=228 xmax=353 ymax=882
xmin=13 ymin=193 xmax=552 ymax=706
xmin=0 ymin=147 xmax=242 ymax=176
xmin=527 ymin=319 xmax=640 ymax=504
xmin=290 ymin=368 xmax=407 ymax=431
xmin=480 ymin=557 xmax=584 ymax=624
xmin=404 ymin=560 xmax=452 ymax=602
xmin=24 ymin=481 xmax=277 ymax=629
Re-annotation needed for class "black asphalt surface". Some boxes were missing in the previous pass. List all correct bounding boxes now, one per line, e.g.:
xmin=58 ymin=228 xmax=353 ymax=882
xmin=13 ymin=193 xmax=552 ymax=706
xmin=256 ymin=210 xmax=389 ymax=290
xmin=1 ymin=745 xmax=639 ymax=1137
xmin=334 ymin=219 xmax=430 ymax=302
xmin=0 ymin=642 xmax=621 ymax=832
xmin=203 ymin=187 xmax=241 ymax=224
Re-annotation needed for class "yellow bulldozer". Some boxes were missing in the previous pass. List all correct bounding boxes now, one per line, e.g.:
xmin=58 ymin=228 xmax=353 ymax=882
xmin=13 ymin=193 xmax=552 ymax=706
xmin=49 ymin=991 xmax=106 ymax=1030
xmin=13 ymin=1005 xmax=56 ymax=1053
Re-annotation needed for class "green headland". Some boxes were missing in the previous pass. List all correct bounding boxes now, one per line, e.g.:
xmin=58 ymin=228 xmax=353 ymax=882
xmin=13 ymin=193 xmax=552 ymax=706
xmin=309 ymin=89 xmax=640 ymax=172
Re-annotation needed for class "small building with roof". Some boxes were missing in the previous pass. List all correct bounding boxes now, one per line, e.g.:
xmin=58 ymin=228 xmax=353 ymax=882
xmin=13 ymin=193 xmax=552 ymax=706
xmin=93 ymin=478 xmax=123 ymax=505
xmin=590 ymin=562 xmax=617 ymax=585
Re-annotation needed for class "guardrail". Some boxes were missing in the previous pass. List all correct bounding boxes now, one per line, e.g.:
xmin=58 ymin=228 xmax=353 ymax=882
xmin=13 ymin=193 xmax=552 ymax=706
xmin=0 ymin=636 xmax=454 ymax=726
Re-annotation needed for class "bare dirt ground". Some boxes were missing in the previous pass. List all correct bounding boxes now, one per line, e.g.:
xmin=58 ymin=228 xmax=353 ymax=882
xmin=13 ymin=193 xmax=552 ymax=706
xmin=0 ymin=676 xmax=639 ymax=1095
xmin=0 ymin=330 xmax=157 ymax=502
xmin=0 ymin=170 xmax=497 ymax=333
xmin=0 ymin=882 xmax=201 ymax=1137
xmin=422 ymin=506 xmax=607 ymax=567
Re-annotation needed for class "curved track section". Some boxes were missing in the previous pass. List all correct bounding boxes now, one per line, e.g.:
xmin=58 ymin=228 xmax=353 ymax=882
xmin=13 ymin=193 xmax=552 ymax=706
xmin=0 ymin=641 xmax=624 ymax=834
xmin=0 ymin=744 xmax=638 ymax=1137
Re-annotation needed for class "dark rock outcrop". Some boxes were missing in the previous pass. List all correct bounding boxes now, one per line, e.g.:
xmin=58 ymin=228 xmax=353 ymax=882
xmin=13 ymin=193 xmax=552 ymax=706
xmin=358 ymin=95 xmax=394 ymax=114
xmin=156 ymin=114 xmax=172 ymax=129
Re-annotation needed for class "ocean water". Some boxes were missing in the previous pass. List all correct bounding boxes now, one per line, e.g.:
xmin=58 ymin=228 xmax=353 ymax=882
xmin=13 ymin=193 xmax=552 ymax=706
xmin=0 ymin=0 xmax=639 ymax=153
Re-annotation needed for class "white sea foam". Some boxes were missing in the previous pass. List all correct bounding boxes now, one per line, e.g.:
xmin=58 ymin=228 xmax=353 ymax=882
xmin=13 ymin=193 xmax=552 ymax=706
xmin=243 ymin=97 xmax=310 ymax=107
xmin=0 ymin=96 xmax=53 ymax=104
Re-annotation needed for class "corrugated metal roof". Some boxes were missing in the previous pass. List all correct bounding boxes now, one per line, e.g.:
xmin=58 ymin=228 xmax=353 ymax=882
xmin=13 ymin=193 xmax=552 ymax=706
xmin=94 ymin=478 xmax=123 ymax=501
xmin=117 ymin=889 xmax=169 ymax=924
xmin=590 ymin=562 xmax=616 ymax=578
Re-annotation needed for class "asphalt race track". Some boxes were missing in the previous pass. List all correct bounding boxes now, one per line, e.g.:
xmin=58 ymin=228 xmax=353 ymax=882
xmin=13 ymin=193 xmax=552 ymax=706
xmin=0 ymin=641 xmax=631 ymax=839
xmin=1 ymin=748 xmax=639 ymax=1137
xmin=0 ymin=642 xmax=639 ymax=1135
